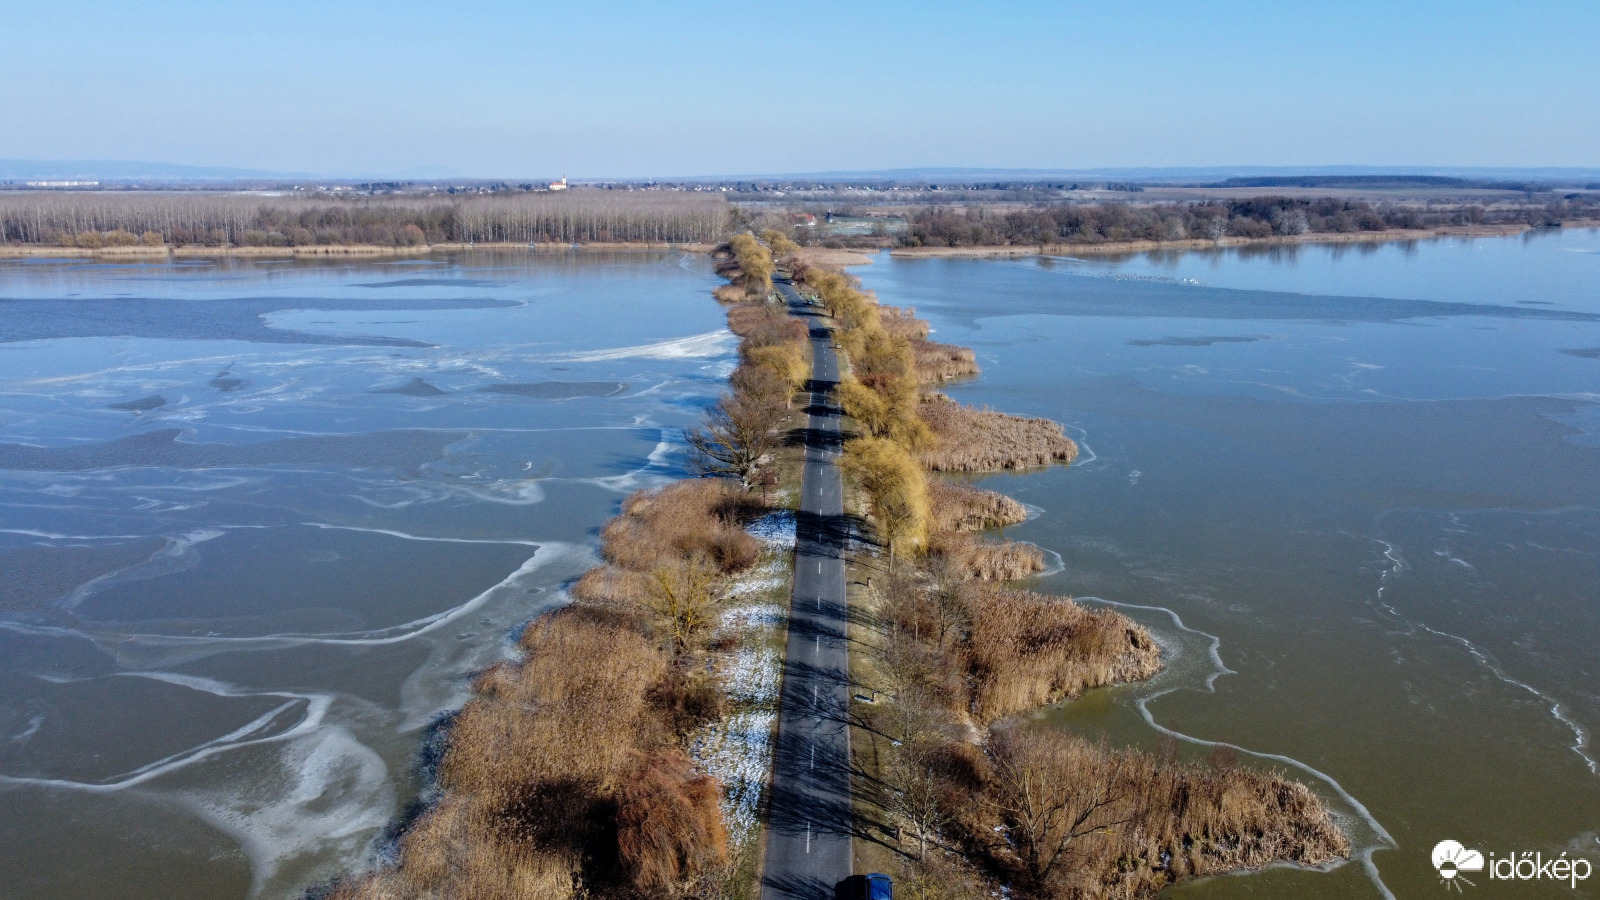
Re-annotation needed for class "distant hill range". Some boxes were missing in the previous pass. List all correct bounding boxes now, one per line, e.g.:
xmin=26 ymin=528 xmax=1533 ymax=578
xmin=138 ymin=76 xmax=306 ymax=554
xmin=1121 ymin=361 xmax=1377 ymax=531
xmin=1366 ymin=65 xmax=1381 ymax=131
xmin=3 ymin=159 xmax=1597 ymax=187
xmin=1204 ymin=174 xmax=1581 ymax=190
xmin=765 ymin=166 xmax=1600 ymax=186
xmin=0 ymin=159 xmax=320 ymax=182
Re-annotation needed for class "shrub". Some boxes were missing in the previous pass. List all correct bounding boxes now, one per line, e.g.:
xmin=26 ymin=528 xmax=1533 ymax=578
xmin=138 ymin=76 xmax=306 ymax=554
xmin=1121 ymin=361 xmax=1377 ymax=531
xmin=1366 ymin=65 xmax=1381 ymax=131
xmin=616 ymin=751 xmax=729 ymax=892
xmin=601 ymin=479 xmax=762 ymax=574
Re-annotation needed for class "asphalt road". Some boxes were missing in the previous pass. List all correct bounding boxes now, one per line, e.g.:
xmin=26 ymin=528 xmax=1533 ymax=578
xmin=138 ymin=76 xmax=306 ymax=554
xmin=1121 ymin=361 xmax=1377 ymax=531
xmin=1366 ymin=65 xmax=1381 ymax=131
xmin=761 ymin=279 xmax=854 ymax=900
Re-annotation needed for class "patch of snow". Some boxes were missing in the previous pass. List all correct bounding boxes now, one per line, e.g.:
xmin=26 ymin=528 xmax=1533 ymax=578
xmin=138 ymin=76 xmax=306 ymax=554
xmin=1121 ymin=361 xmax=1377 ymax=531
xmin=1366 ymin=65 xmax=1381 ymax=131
xmin=745 ymin=510 xmax=796 ymax=550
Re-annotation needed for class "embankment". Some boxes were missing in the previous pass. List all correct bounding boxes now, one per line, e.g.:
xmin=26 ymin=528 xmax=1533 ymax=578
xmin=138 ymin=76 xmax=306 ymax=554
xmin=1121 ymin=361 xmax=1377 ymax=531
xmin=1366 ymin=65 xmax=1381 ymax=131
xmin=327 ymin=236 xmax=803 ymax=900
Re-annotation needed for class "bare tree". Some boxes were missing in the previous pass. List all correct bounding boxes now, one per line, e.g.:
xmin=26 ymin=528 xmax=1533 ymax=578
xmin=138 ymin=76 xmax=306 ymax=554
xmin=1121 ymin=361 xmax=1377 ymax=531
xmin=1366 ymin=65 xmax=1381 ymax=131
xmin=887 ymin=738 xmax=958 ymax=860
xmin=646 ymin=559 xmax=719 ymax=656
xmin=685 ymin=387 xmax=786 ymax=487
xmin=986 ymin=729 xmax=1133 ymax=888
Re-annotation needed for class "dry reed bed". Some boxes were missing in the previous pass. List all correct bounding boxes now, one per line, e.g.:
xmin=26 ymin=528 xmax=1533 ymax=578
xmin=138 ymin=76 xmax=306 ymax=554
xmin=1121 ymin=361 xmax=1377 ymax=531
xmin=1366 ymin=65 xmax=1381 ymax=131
xmin=913 ymin=340 xmax=980 ymax=383
xmin=927 ymin=480 xmax=1029 ymax=533
xmin=875 ymin=577 xmax=1158 ymax=724
xmin=963 ymin=587 xmax=1160 ymax=722
xmin=927 ymin=531 xmax=1045 ymax=582
xmin=868 ymin=574 xmax=1348 ymax=898
xmin=919 ymin=397 xmax=1079 ymax=472
xmin=879 ymin=305 xmax=932 ymax=341
xmin=959 ymin=729 xmax=1351 ymax=898
xmin=330 ymin=479 xmax=764 ymax=900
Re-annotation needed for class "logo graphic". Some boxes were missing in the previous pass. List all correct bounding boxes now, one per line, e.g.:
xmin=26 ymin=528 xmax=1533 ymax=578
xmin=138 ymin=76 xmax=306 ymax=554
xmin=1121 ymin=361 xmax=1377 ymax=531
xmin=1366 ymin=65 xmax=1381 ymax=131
xmin=1433 ymin=840 xmax=1485 ymax=891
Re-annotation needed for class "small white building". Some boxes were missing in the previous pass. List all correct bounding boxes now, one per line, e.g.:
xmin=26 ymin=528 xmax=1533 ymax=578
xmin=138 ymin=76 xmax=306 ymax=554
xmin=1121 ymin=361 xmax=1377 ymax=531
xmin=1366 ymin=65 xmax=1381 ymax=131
xmin=548 ymin=176 xmax=568 ymax=191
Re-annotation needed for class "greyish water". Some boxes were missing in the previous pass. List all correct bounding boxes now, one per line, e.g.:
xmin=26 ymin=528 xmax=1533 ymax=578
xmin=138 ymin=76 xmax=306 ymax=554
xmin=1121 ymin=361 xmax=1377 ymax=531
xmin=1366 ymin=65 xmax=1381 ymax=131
xmin=0 ymin=251 xmax=734 ymax=898
xmin=856 ymin=230 xmax=1600 ymax=899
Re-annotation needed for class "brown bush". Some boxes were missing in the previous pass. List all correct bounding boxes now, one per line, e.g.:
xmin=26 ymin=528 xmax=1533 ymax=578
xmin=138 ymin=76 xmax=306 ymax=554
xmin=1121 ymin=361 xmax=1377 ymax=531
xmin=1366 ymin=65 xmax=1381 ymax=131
xmin=919 ymin=397 xmax=1078 ymax=472
xmin=927 ymin=480 xmax=1028 ymax=533
xmin=601 ymin=480 xmax=762 ymax=574
xmin=712 ymin=284 xmax=746 ymax=304
xmin=965 ymin=587 xmax=1161 ymax=723
xmin=616 ymin=751 xmax=729 ymax=892
xmin=726 ymin=302 xmax=807 ymax=348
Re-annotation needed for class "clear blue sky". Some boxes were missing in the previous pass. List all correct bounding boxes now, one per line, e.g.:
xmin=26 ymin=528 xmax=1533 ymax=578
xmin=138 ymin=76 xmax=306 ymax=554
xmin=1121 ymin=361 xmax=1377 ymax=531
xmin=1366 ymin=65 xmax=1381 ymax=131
xmin=5 ymin=0 xmax=1597 ymax=178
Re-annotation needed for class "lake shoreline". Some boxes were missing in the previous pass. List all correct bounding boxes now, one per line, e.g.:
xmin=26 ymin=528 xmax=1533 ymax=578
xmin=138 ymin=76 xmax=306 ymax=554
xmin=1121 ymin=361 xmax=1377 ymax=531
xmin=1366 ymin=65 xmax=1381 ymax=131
xmin=4 ymin=222 xmax=1596 ymax=262
xmin=888 ymin=221 xmax=1599 ymax=259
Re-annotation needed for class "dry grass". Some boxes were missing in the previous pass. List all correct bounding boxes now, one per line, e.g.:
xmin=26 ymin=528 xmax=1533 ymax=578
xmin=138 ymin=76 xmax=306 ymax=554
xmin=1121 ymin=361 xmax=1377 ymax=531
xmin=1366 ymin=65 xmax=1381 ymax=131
xmin=963 ymin=587 xmax=1161 ymax=723
xmin=965 ymin=728 xmax=1349 ymax=898
xmin=912 ymin=340 xmax=980 ymax=383
xmin=879 ymin=305 xmax=932 ymax=341
xmin=919 ymin=397 xmax=1079 ymax=472
xmin=602 ymin=480 xmax=763 ymax=574
xmin=713 ymin=284 xmax=746 ymax=304
xmin=726 ymin=302 xmax=808 ymax=348
xmin=872 ymin=577 xmax=1158 ymax=725
xmin=927 ymin=480 xmax=1028 ymax=533
xmin=328 ymin=604 xmax=726 ymax=899
xmin=793 ymin=246 xmax=876 ymax=268
xmin=927 ymin=532 xmax=1044 ymax=582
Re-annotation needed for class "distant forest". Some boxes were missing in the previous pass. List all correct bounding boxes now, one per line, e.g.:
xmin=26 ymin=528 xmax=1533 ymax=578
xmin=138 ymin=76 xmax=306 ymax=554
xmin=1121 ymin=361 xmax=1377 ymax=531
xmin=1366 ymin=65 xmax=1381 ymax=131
xmin=901 ymin=195 xmax=1600 ymax=247
xmin=6 ymin=189 xmax=1597 ymax=251
xmin=0 ymin=191 xmax=730 ymax=247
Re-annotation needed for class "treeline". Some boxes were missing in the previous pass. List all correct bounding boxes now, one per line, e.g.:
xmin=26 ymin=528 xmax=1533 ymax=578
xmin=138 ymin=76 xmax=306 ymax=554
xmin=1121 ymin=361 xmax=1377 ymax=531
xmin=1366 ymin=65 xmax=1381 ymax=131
xmin=0 ymin=190 xmax=729 ymax=247
xmin=901 ymin=195 xmax=1600 ymax=247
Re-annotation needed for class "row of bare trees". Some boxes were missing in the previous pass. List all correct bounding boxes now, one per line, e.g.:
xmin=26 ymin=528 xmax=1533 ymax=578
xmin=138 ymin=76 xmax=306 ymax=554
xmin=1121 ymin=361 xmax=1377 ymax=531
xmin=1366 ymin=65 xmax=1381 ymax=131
xmin=0 ymin=189 xmax=730 ymax=246
xmin=903 ymin=195 xmax=1600 ymax=247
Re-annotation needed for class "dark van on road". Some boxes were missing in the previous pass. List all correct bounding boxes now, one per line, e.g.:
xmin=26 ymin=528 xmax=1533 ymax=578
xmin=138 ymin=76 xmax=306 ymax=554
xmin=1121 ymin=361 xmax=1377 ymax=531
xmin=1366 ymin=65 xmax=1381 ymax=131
xmin=836 ymin=873 xmax=892 ymax=900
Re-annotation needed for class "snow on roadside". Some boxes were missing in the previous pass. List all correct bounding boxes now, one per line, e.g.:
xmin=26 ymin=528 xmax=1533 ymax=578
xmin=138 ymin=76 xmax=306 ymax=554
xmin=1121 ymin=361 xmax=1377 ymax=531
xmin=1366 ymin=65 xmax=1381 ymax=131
xmin=691 ymin=510 xmax=794 ymax=845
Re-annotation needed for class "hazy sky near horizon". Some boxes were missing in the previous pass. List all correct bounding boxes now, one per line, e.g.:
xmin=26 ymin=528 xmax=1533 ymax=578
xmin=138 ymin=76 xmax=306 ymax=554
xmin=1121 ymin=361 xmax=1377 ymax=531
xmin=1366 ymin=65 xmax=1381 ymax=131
xmin=5 ymin=0 xmax=1598 ymax=178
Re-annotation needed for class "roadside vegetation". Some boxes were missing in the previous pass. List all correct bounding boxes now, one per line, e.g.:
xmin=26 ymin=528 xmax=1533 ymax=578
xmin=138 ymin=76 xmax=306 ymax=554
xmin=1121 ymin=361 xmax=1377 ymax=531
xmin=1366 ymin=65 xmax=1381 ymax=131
xmin=328 ymin=234 xmax=807 ymax=900
xmin=788 ymin=257 xmax=1353 ymax=898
